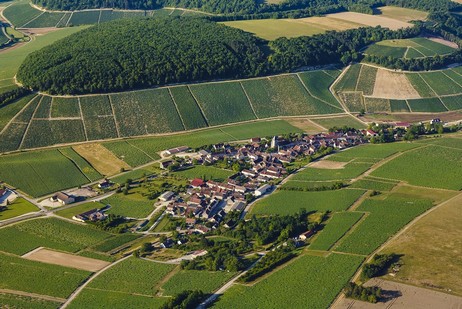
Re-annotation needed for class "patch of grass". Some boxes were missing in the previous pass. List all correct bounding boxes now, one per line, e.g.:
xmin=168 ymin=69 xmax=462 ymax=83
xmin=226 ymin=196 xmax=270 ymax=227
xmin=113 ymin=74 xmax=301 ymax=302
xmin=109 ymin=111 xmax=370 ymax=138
xmin=311 ymin=115 xmax=366 ymax=129
xmin=173 ymin=165 xmax=234 ymax=182
xmin=251 ymin=189 xmax=365 ymax=215
xmin=350 ymin=179 xmax=397 ymax=191
xmin=103 ymin=192 xmax=155 ymax=218
xmin=0 ymin=197 xmax=39 ymax=220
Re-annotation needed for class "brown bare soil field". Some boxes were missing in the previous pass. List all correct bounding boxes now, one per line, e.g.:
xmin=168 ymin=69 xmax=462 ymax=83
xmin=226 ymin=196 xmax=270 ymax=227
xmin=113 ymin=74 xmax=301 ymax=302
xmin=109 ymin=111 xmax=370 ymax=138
xmin=73 ymin=143 xmax=130 ymax=176
xmin=427 ymin=37 xmax=459 ymax=48
xmin=287 ymin=118 xmax=325 ymax=132
xmin=334 ymin=278 xmax=462 ymax=308
xmin=372 ymin=70 xmax=420 ymax=99
xmin=326 ymin=12 xmax=413 ymax=30
xmin=23 ymin=248 xmax=110 ymax=272
xmin=310 ymin=160 xmax=348 ymax=169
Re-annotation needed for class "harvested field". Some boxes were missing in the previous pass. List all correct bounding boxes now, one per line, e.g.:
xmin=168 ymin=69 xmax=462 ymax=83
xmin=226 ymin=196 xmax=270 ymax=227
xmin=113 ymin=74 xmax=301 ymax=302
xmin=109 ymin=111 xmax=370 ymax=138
xmin=73 ymin=143 xmax=130 ymax=176
xmin=23 ymin=248 xmax=110 ymax=272
xmin=377 ymin=6 xmax=428 ymax=22
xmin=373 ymin=69 xmax=420 ymax=99
xmin=428 ymin=36 xmax=458 ymax=48
xmin=287 ymin=118 xmax=325 ymax=133
xmin=325 ymin=12 xmax=412 ymax=30
xmin=309 ymin=160 xmax=348 ymax=169
xmin=334 ymin=279 xmax=462 ymax=309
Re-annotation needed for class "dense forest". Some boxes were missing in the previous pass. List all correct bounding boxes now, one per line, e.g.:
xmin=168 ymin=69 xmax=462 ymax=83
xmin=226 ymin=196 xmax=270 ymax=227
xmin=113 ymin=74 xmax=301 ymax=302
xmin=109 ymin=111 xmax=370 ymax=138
xmin=17 ymin=18 xmax=267 ymax=94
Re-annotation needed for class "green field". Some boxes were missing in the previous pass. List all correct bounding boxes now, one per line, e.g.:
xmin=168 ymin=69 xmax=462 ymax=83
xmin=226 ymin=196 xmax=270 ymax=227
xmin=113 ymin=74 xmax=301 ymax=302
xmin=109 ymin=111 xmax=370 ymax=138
xmin=251 ymin=189 xmax=365 ymax=215
xmin=298 ymin=70 xmax=343 ymax=108
xmin=309 ymin=212 xmax=364 ymax=251
xmin=0 ymin=293 xmax=59 ymax=309
xmin=406 ymin=73 xmax=437 ymax=97
xmin=419 ymin=71 xmax=461 ymax=96
xmin=335 ymin=64 xmax=361 ymax=92
xmin=356 ymin=65 xmax=377 ymax=96
xmin=69 ymin=10 xmax=100 ymax=25
xmin=364 ymin=97 xmax=391 ymax=112
xmin=407 ymin=97 xmax=448 ymax=112
xmin=0 ymin=122 xmax=28 ymax=153
xmin=24 ymin=11 xmax=66 ymax=28
xmin=311 ymin=115 xmax=366 ymax=129
xmin=0 ymin=197 xmax=39 ymax=220
xmin=390 ymin=99 xmax=410 ymax=112
xmin=3 ymin=1 xmax=42 ymax=28
xmin=103 ymin=192 xmax=155 ymax=218
xmin=51 ymin=97 xmax=81 ymax=118
xmin=173 ymin=165 xmax=234 ymax=182
xmin=0 ymin=94 xmax=36 ymax=131
xmin=0 ymin=253 xmax=90 ymax=298
xmin=103 ymin=141 xmax=155 ymax=167
xmin=59 ymin=147 xmax=102 ymax=181
xmin=214 ymin=253 xmax=363 ymax=308
xmin=169 ymin=86 xmax=207 ymax=130
xmin=161 ymin=270 xmax=236 ymax=296
xmin=91 ymin=234 xmax=141 ymax=252
xmin=0 ymin=149 xmax=91 ymax=197
xmin=0 ymin=217 xmax=111 ymax=255
xmin=364 ymin=38 xmax=455 ymax=59
xmin=330 ymin=142 xmax=422 ymax=161
xmin=349 ymin=179 xmax=397 ymax=191
xmin=34 ymin=95 xmax=52 ymax=118
xmin=291 ymin=162 xmax=373 ymax=181
xmin=190 ymin=82 xmax=256 ymax=126
xmin=371 ymin=145 xmax=462 ymax=190
xmin=22 ymin=119 xmax=86 ymax=149
xmin=335 ymin=195 xmax=433 ymax=255
xmin=55 ymin=201 xmax=106 ymax=219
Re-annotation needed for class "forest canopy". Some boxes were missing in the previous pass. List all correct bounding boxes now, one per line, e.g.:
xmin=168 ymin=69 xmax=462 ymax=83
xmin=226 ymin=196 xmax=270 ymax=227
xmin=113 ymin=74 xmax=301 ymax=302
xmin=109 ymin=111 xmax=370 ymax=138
xmin=17 ymin=17 xmax=267 ymax=94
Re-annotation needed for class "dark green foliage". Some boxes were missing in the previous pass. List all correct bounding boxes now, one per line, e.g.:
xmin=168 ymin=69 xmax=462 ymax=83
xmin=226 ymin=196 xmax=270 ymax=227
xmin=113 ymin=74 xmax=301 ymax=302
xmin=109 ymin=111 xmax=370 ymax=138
xmin=17 ymin=17 xmax=266 ymax=95
xmin=240 ymin=247 xmax=295 ymax=282
xmin=160 ymin=290 xmax=205 ymax=309
xmin=0 ymin=87 xmax=31 ymax=107
xmin=361 ymin=253 xmax=398 ymax=280
xmin=344 ymin=282 xmax=382 ymax=303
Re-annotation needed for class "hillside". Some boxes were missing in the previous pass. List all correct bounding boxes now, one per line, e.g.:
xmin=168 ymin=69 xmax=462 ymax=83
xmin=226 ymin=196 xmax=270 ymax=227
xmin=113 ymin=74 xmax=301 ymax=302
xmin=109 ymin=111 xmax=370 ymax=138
xmin=16 ymin=17 xmax=267 ymax=95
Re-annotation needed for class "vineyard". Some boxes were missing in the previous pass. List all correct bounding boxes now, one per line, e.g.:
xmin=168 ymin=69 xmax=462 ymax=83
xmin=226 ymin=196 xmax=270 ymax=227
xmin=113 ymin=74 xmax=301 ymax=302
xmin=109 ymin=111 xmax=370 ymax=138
xmin=333 ymin=64 xmax=462 ymax=113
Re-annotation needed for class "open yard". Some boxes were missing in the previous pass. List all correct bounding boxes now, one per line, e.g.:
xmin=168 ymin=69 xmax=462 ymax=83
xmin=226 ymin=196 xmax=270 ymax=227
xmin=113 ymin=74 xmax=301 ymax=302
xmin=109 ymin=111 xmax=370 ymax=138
xmin=0 ymin=197 xmax=39 ymax=220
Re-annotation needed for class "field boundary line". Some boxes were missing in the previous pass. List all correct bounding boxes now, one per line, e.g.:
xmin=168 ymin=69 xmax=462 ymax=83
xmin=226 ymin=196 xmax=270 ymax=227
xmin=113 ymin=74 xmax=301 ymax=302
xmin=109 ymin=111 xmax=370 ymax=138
xmin=65 ymin=12 xmax=73 ymax=27
xmin=322 ymin=69 xmax=339 ymax=79
xmin=0 ymin=288 xmax=66 ymax=303
xmin=97 ymin=9 xmax=102 ymax=24
xmin=417 ymin=73 xmax=438 ymax=98
xmin=55 ymin=12 xmax=67 ymax=27
xmin=0 ymin=94 xmax=38 ymax=135
xmin=187 ymin=85 xmax=210 ymax=126
xmin=405 ymin=99 xmax=413 ymax=112
xmin=84 ymin=286 xmax=155 ymax=298
xmin=78 ymin=98 xmax=89 ymax=141
xmin=49 ymin=97 xmax=53 ymax=119
xmin=18 ymin=95 xmax=43 ymax=149
xmin=441 ymin=71 xmax=462 ymax=88
xmin=438 ymin=97 xmax=450 ymax=111
xmin=354 ymin=65 xmax=363 ymax=92
xmin=330 ymin=212 xmax=369 ymax=252
xmin=125 ymin=140 xmax=156 ymax=161
xmin=450 ymin=68 xmax=462 ymax=78
xmin=58 ymin=148 xmax=93 ymax=182
xmin=239 ymin=82 xmax=259 ymax=119
xmin=296 ymin=73 xmax=344 ymax=111
xmin=403 ymin=47 xmax=409 ymax=59
xmin=219 ymin=128 xmax=238 ymax=140
xmin=107 ymin=95 xmax=121 ymax=138
xmin=61 ymin=254 xmax=132 ymax=308
xmin=167 ymin=88 xmax=187 ymax=131
xmin=20 ymin=11 xmax=44 ymax=28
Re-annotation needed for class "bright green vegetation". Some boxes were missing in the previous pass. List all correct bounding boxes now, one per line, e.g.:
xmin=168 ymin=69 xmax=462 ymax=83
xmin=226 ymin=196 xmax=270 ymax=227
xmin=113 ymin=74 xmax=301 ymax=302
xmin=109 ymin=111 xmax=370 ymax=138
xmin=13 ymin=95 xmax=41 ymax=122
xmin=280 ymin=180 xmax=343 ymax=190
xmin=0 ymin=94 xmax=36 ymax=131
xmin=55 ymin=201 xmax=106 ymax=219
xmin=190 ymin=82 xmax=256 ymax=126
xmin=51 ymin=97 xmax=80 ymax=117
xmin=350 ymin=179 xmax=397 ymax=191
xmin=103 ymin=192 xmax=155 ymax=218
xmin=88 ymin=257 xmax=176 ymax=295
xmin=356 ymin=65 xmax=377 ymax=96
xmin=0 ymin=217 xmax=111 ymax=255
xmin=69 ymin=10 xmax=100 ymax=25
xmin=0 ymin=293 xmax=59 ymax=309
xmin=0 ymin=149 xmax=91 ymax=197
xmin=0 ymin=197 xmax=39 ymax=220
xmin=251 ymin=189 xmax=365 ymax=215
xmin=309 ymin=212 xmax=364 ymax=251
xmin=3 ymin=1 xmax=42 ymax=28
xmin=91 ymin=234 xmax=141 ymax=252
xmin=214 ymin=253 xmax=363 ymax=309
xmin=417 ymin=136 xmax=462 ymax=150
xmin=103 ymin=141 xmax=155 ymax=167
xmin=407 ymin=97 xmax=448 ymax=112
xmin=59 ymin=147 xmax=102 ymax=181
xmin=110 ymin=89 xmax=184 ymax=136
xmin=364 ymin=38 xmax=455 ymax=59
xmin=335 ymin=64 xmax=361 ymax=92
xmin=241 ymin=74 xmax=341 ymax=118
xmin=69 ymin=288 xmax=166 ymax=308
xmin=0 ymin=122 xmax=28 ymax=153
xmin=330 ymin=142 xmax=421 ymax=161
xmin=169 ymin=86 xmax=207 ymax=129
xmin=419 ymin=71 xmax=461 ymax=96
xmin=406 ymin=73 xmax=436 ymax=97
xmin=298 ymin=70 xmax=342 ymax=108
xmin=22 ymin=119 xmax=86 ymax=149
xmin=161 ymin=270 xmax=236 ymax=295
xmin=371 ymin=145 xmax=462 ymax=190
xmin=390 ymin=99 xmax=410 ymax=112
xmin=218 ymin=120 xmax=301 ymax=139
xmin=0 ymin=253 xmax=90 ymax=298
xmin=311 ymin=115 xmax=366 ymax=129
xmin=110 ymin=168 xmax=153 ymax=184
xmin=77 ymin=250 xmax=116 ymax=262
xmin=335 ymin=195 xmax=433 ymax=255
xmin=292 ymin=162 xmax=373 ymax=181
xmin=174 ymin=165 xmax=234 ymax=182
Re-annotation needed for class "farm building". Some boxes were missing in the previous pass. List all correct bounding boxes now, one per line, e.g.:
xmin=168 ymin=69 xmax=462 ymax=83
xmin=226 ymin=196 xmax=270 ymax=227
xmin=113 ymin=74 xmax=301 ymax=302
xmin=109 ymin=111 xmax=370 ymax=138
xmin=73 ymin=208 xmax=106 ymax=222
xmin=50 ymin=192 xmax=75 ymax=205
xmin=163 ymin=146 xmax=189 ymax=156
xmin=255 ymin=184 xmax=272 ymax=197
xmin=159 ymin=191 xmax=175 ymax=202
xmin=299 ymin=230 xmax=316 ymax=240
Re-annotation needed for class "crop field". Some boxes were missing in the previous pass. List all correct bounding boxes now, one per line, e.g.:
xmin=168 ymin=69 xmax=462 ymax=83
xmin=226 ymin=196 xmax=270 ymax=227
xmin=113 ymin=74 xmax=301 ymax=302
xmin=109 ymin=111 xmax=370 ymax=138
xmin=390 ymin=99 xmax=410 ymax=112
xmin=417 ymin=136 xmax=462 ymax=150
xmin=406 ymin=73 xmax=436 ymax=97
xmin=88 ymin=257 xmax=175 ymax=295
xmin=355 ymin=65 xmax=377 ymax=95
xmin=334 ymin=64 xmax=361 ymax=92
xmin=73 ymin=143 xmax=130 ymax=176
xmin=335 ymin=195 xmax=433 ymax=255
xmin=58 ymin=147 xmax=102 ymax=181
xmin=3 ymin=1 xmax=42 ymax=28
xmin=297 ymin=70 xmax=342 ymax=108
xmin=371 ymin=145 xmax=462 ymax=190
xmin=23 ymin=11 xmax=66 ymax=28
xmin=418 ymin=71 xmax=461 ymax=96
xmin=349 ymin=179 xmax=397 ymax=191
xmin=407 ymin=97 xmax=448 ymax=112
xmin=364 ymin=38 xmax=455 ymax=59
xmin=80 ymin=95 xmax=118 ymax=140
xmin=103 ymin=141 xmax=155 ymax=167
xmin=110 ymin=89 xmax=184 ymax=136
xmin=309 ymin=212 xmax=364 ymax=251
xmin=364 ymin=97 xmax=391 ymax=112
xmin=291 ymin=162 xmax=373 ymax=181
xmin=110 ymin=168 xmax=153 ymax=184
xmin=311 ymin=115 xmax=366 ymax=129
xmin=0 ymin=149 xmax=91 ymax=197
xmin=0 ymin=293 xmax=59 ymax=309
xmin=91 ymin=234 xmax=141 ymax=252
xmin=0 ymin=217 xmax=112 ymax=255
xmin=50 ymin=97 xmax=80 ymax=118
xmin=190 ymin=82 xmax=256 ymax=126
xmin=0 ymin=197 xmax=39 ymax=220
xmin=22 ymin=119 xmax=86 ymax=149
xmin=69 ymin=10 xmax=100 ymax=25
xmin=0 ymin=122 xmax=27 ymax=152
xmin=161 ymin=270 xmax=236 ymax=296
xmin=377 ymin=6 xmax=428 ymax=22
xmin=281 ymin=180 xmax=344 ymax=190
xmin=214 ymin=253 xmax=363 ymax=309
xmin=173 ymin=165 xmax=234 ymax=182
xmin=0 ymin=252 xmax=91 ymax=298
xmin=0 ymin=94 xmax=36 ymax=131
xmin=330 ymin=142 xmax=422 ymax=161
xmin=68 ymin=288 xmax=166 ymax=308
xmin=219 ymin=120 xmax=301 ymax=139
xmin=250 ymin=189 xmax=365 ymax=215
xmin=169 ymin=86 xmax=207 ymax=129
xmin=34 ymin=95 xmax=51 ymax=118
xmin=103 ymin=192 xmax=155 ymax=218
